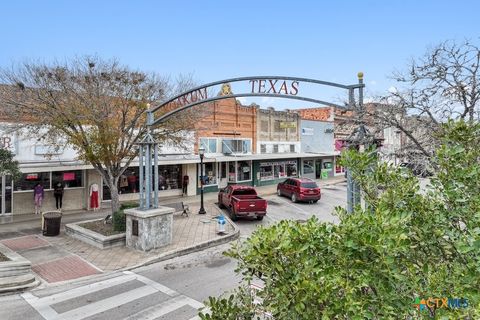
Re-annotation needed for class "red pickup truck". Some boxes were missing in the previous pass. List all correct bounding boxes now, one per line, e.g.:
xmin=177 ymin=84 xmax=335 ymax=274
xmin=218 ymin=185 xmax=267 ymax=221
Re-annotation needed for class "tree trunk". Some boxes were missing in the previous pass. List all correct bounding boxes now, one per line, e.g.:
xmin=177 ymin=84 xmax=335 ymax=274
xmin=109 ymin=177 xmax=120 ymax=215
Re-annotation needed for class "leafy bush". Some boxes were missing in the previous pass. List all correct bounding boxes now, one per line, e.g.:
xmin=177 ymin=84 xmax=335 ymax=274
xmin=111 ymin=201 xmax=139 ymax=232
xmin=201 ymin=121 xmax=480 ymax=319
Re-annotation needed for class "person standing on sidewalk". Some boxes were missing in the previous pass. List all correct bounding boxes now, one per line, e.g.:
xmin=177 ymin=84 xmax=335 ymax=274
xmin=33 ymin=183 xmax=44 ymax=215
xmin=182 ymin=174 xmax=189 ymax=196
xmin=53 ymin=182 xmax=64 ymax=211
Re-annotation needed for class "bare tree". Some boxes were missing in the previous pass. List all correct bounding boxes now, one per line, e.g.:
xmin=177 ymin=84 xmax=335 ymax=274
xmin=342 ymin=40 xmax=480 ymax=172
xmin=0 ymin=56 xmax=203 ymax=214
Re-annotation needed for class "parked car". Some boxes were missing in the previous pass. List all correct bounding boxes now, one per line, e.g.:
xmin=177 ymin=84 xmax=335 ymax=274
xmin=277 ymin=177 xmax=321 ymax=203
xmin=218 ymin=185 xmax=267 ymax=221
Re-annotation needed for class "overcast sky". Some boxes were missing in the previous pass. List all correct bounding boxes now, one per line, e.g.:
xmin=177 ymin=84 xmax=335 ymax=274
xmin=1 ymin=0 xmax=478 ymax=109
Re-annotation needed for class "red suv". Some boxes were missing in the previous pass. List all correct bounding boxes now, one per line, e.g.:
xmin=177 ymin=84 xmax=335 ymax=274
xmin=277 ymin=178 xmax=321 ymax=203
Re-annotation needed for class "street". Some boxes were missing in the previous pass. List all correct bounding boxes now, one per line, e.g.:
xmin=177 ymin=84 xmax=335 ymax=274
xmin=0 ymin=182 xmax=347 ymax=320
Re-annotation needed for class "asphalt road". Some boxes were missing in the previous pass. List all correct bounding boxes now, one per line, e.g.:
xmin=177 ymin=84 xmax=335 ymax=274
xmin=0 ymin=182 xmax=347 ymax=320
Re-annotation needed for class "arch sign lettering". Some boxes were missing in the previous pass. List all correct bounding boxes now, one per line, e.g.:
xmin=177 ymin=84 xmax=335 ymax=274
xmin=147 ymin=75 xmax=365 ymax=127
xmin=139 ymin=74 xmax=365 ymax=212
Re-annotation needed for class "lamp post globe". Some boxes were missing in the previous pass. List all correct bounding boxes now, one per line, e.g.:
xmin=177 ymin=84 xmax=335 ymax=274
xmin=198 ymin=146 xmax=206 ymax=214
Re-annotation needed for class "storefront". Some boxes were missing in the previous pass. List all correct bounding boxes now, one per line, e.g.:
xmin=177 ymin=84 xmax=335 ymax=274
xmin=12 ymin=169 xmax=87 ymax=214
xmin=198 ymin=160 xmax=253 ymax=193
xmin=301 ymin=157 xmax=335 ymax=180
xmin=253 ymin=159 xmax=299 ymax=187
xmin=102 ymin=164 xmax=184 ymax=201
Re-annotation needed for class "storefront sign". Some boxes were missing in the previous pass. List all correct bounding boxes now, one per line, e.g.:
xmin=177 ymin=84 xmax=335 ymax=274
xmin=260 ymin=160 xmax=297 ymax=166
xmin=279 ymin=121 xmax=296 ymax=129
xmin=301 ymin=128 xmax=314 ymax=136
xmin=249 ymin=79 xmax=299 ymax=96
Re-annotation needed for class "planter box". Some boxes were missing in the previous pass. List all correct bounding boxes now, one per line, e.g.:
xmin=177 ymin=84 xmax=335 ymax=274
xmin=0 ymin=244 xmax=39 ymax=293
xmin=66 ymin=219 xmax=126 ymax=249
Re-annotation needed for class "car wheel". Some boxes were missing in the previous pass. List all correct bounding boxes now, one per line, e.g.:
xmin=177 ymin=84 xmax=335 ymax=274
xmin=277 ymin=189 xmax=282 ymax=197
xmin=218 ymin=198 xmax=225 ymax=209
xmin=313 ymin=200 xmax=319 ymax=203
xmin=291 ymin=193 xmax=297 ymax=203
xmin=256 ymin=215 xmax=264 ymax=221
xmin=229 ymin=207 xmax=238 ymax=221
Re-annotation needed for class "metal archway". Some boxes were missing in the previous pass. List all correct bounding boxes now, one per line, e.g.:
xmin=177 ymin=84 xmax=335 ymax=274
xmin=138 ymin=74 xmax=365 ymax=211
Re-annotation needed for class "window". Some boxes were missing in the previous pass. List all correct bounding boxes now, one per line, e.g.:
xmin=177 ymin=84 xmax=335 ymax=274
xmin=200 ymin=138 xmax=217 ymax=153
xmin=303 ymin=160 xmax=314 ymax=174
xmin=52 ymin=170 xmax=83 ymax=188
xmin=159 ymin=165 xmax=182 ymax=190
xmin=222 ymin=139 xmax=251 ymax=154
xmin=273 ymin=145 xmax=279 ymax=153
xmin=260 ymin=144 xmax=266 ymax=154
xmin=15 ymin=172 xmax=50 ymax=191
xmin=286 ymin=162 xmax=298 ymax=177
xmin=260 ymin=161 xmax=297 ymax=181
xmin=259 ymin=164 xmax=274 ymax=181
xmin=237 ymin=161 xmax=251 ymax=181
xmin=199 ymin=162 xmax=217 ymax=186
xmin=290 ymin=144 xmax=296 ymax=153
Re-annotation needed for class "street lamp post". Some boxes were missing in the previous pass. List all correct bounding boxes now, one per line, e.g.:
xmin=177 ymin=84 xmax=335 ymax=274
xmin=198 ymin=146 xmax=206 ymax=214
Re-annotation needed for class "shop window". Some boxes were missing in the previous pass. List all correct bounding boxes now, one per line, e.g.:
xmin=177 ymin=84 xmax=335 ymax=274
xmin=303 ymin=160 xmax=314 ymax=174
xmin=52 ymin=170 xmax=83 ymax=188
xmin=159 ymin=165 xmax=182 ymax=190
xmin=200 ymin=163 xmax=217 ymax=186
xmin=15 ymin=172 xmax=50 ymax=191
xmin=259 ymin=164 xmax=274 ymax=181
xmin=237 ymin=161 xmax=251 ymax=181
xmin=286 ymin=162 xmax=298 ymax=177
xmin=274 ymin=164 xmax=286 ymax=178
xmin=200 ymin=138 xmax=217 ymax=153
xmin=119 ymin=167 xmax=139 ymax=194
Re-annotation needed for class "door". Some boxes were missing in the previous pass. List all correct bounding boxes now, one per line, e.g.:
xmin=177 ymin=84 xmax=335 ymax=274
xmin=218 ymin=162 xmax=228 ymax=188
xmin=315 ymin=160 xmax=321 ymax=179
xmin=0 ymin=175 xmax=12 ymax=214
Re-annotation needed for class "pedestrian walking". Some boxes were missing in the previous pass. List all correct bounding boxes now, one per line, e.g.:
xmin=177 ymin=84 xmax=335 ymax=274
xmin=53 ymin=182 xmax=64 ymax=211
xmin=33 ymin=183 xmax=44 ymax=215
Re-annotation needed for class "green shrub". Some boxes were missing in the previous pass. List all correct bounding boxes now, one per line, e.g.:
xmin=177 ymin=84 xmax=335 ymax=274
xmin=113 ymin=210 xmax=126 ymax=232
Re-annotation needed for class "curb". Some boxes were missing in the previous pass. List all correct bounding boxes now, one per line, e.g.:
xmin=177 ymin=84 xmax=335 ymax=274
xmin=124 ymin=215 xmax=240 ymax=271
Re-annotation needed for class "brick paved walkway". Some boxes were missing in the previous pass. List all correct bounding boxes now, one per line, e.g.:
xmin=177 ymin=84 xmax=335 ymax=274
xmin=0 ymin=235 xmax=50 ymax=251
xmin=46 ymin=203 xmax=235 ymax=272
xmin=31 ymin=255 xmax=100 ymax=283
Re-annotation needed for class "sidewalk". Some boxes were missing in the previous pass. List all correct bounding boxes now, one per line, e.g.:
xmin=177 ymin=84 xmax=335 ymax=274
xmin=0 ymin=176 xmax=345 ymax=287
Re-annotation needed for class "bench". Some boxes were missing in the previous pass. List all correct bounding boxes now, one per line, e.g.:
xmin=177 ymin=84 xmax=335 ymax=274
xmin=163 ymin=202 xmax=189 ymax=217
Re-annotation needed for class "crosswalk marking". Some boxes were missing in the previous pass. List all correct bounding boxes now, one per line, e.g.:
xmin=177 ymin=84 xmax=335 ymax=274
xmin=21 ymin=271 xmax=205 ymax=320
xmin=124 ymin=295 xmax=203 ymax=320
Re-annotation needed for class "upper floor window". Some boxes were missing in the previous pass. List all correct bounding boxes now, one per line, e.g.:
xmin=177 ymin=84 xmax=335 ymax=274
xmin=200 ymin=138 xmax=217 ymax=153
xmin=260 ymin=144 xmax=266 ymax=153
xmin=222 ymin=139 xmax=251 ymax=154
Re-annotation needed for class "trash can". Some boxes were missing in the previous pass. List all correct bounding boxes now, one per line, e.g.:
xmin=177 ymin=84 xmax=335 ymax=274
xmin=42 ymin=212 xmax=62 ymax=236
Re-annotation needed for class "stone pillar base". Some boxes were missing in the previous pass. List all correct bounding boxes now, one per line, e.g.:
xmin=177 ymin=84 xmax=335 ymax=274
xmin=124 ymin=206 xmax=174 ymax=252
